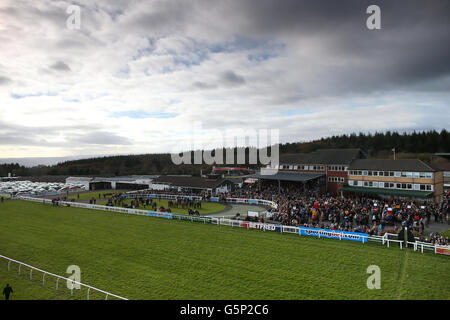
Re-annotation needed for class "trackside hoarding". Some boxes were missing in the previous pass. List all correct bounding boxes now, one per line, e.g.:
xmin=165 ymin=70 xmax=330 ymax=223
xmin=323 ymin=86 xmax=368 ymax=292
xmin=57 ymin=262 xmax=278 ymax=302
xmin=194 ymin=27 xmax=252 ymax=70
xmin=147 ymin=211 xmax=173 ymax=219
xmin=243 ymin=221 xmax=282 ymax=232
xmin=298 ymin=226 xmax=367 ymax=243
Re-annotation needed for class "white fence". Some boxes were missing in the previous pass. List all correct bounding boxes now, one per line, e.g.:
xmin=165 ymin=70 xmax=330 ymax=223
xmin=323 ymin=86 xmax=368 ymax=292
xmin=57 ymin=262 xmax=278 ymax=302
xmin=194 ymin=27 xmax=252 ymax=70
xmin=122 ymin=192 xmax=278 ymax=209
xmin=0 ymin=255 xmax=127 ymax=300
xmin=16 ymin=196 xmax=449 ymax=256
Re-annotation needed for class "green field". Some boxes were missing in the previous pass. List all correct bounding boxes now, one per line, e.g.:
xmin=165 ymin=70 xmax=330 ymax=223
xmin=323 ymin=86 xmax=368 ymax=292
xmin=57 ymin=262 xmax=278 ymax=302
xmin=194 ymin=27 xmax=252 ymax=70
xmin=66 ymin=191 xmax=227 ymax=215
xmin=0 ymin=200 xmax=449 ymax=300
xmin=98 ymin=198 xmax=226 ymax=215
xmin=67 ymin=190 xmax=127 ymax=201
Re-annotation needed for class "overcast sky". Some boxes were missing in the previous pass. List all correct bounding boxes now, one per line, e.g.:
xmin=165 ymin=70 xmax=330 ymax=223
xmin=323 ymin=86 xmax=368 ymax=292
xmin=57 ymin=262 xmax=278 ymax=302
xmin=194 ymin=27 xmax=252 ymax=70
xmin=0 ymin=0 xmax=449 ymax=158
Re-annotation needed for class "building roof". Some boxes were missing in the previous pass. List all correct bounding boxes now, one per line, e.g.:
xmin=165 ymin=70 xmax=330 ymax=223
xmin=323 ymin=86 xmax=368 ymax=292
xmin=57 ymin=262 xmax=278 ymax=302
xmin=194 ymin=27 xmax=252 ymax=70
xmin=93 ymin=175 xmax=158 ymax=182
xmin=433 ymin=162 xmax=450 ymax=172
xmin=348 ymin=159 xmax=437 ymax=172
xmin=248 ymin=171 xmax=325 ymax=182
xmin=279 ymin=148 xmax=363 ymax=165
xmin=152 ymin=175 xmax=231 ymax=189
xmin=66 ymin=176 xmax=93 ymax=181
xmin=339 ymin=186 xmax=433 ymax=198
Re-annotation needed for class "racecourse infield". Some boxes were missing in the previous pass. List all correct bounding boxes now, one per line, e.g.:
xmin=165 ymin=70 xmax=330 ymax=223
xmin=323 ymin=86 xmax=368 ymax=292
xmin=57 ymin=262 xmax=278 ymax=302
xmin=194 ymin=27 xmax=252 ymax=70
xmin=0 ymin=200 xmax=448 ymax=300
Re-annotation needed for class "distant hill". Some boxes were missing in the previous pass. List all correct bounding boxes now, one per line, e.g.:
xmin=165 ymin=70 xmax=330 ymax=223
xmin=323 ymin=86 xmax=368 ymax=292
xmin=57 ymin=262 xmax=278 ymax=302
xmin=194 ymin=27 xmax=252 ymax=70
xmin=0 ymin=155 xmax=107 ymax=167
xmin=1 ymin=129 xmax=448 ymax=177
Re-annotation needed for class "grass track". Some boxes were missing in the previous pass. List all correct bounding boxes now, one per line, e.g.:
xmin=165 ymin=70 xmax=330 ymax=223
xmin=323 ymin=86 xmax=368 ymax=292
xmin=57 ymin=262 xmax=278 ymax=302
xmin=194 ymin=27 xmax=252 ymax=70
xmin=0 ymin=200 xmax=448 ymax=300
xmin=97 ymin=198 xmax=226 ymax=215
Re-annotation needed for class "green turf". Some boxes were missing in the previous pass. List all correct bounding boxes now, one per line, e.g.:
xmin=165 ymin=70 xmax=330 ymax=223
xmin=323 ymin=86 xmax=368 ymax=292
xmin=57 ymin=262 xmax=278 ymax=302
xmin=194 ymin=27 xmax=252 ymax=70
xmin=67 ymin=190 xmax=127 ymax=201
xmin=95 ymin=198 xmax=226 ymax=215
xmin=0 ymin=200 xmax=449 ymax=300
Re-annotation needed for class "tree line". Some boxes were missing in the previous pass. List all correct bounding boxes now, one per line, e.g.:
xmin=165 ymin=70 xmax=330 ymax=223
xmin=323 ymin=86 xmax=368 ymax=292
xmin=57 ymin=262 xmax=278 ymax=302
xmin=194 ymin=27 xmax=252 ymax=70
xmin=1 ymin=129 xmax=448 ymax=177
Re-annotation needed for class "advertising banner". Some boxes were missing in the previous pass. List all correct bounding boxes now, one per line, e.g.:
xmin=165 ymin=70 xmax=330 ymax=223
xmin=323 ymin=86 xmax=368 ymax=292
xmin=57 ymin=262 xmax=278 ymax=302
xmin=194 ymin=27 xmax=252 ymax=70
xmin=298 ymin=226 xmax=367 ymax=242
xmin=243 ymin=222 xmax=282 ymax=232
xmin=436 ymin=246 xmax=450 ymax=256
xmin=209 ymin=197 xmax=219 ymax=202
xmin=247 ymin=199 xmax=258 ymax=204
xmin=147 ymin=211 xmax=173 ymax=219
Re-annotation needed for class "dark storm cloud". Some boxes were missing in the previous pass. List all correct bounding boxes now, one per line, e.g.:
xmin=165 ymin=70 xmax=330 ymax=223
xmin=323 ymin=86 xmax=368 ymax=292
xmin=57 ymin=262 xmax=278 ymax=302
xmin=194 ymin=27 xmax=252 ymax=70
xmin=220 ymin=70 xmax=246 ymax=86
xmin=248 ymin=0 xmax=449 ymax=91
xmin=50 ymin=61 xmax=71 ymax=72
xmin=0 ymin=76 xmax=11 ymax=85
xmin=192 ymin=81 xmax=217 ymax=90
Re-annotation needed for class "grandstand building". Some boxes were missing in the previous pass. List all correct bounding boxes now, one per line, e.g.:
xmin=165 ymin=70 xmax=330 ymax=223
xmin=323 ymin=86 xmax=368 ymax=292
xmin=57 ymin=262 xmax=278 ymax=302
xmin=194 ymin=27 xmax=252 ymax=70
xmin=434 ymin=162 xmax=450 ymax=192
xmin=276 ymin=149 xmax=365 ymax=194
xmin=341 ymin=159 xmax=444 ymax=203
xmin=151 ymin=175 xmax=235 ymax=194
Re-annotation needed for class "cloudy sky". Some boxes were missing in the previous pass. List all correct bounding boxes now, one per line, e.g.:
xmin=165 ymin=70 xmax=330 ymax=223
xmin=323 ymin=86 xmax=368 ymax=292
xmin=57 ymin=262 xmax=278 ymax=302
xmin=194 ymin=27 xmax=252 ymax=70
xmin=0 ymin=0 xmax=449 ymax=159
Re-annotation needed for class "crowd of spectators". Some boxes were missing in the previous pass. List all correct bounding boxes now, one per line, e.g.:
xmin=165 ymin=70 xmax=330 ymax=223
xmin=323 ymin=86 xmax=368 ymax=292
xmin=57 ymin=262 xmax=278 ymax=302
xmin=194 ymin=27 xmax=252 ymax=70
xmin=225 ymin=182 xmax=449 ymax=239
xmin=428 ymin=232 xmax=449 ymax=246
xmin=98 ymin=184 xmax=449 ymax=244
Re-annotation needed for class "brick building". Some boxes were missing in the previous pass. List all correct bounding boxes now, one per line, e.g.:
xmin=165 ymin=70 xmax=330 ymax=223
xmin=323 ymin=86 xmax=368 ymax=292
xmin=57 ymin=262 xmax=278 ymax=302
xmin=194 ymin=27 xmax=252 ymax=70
xmin=277 ymin=149 xmax=365 ymax=194
xmin=341 ymin=159 xmax=444 ymax=203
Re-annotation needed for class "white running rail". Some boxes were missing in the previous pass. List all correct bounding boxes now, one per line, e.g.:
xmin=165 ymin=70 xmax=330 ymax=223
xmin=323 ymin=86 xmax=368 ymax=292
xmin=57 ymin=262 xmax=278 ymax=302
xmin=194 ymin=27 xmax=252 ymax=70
xmin=0 ymin=255 xmax=128 ymax=300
